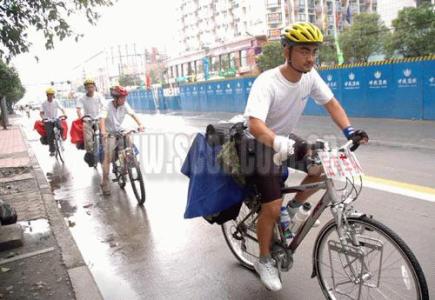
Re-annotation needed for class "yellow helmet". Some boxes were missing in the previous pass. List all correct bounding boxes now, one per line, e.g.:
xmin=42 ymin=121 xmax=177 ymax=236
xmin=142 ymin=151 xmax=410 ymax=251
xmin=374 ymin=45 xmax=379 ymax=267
xmin=46 ymin=87 xmax=56 ymax=95
xmin=84 ymin=78 xmax=95 ymax=86
xmin=281 ymin=22 xmax=324 ymax=46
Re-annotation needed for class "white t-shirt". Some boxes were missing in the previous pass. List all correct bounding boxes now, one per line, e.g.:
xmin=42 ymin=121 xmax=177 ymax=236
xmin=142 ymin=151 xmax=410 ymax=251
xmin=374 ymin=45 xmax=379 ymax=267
xmin=40 ymin=100 xmax=64 ymax=119
xmin=76 ymin=93 xmax=105 ymax=119
xmin=244 ymin=67 xmax=333 ymax=136
xmin=101 ymin=101 xmax=135 ymax=133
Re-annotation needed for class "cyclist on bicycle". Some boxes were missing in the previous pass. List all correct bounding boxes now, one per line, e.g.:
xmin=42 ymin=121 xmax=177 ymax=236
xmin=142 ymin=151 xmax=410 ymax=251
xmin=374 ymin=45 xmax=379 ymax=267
xmin=99 ymin=85 xmax=144 ymax=195
xmin=40 ymin=87 xmax=66 ymax=156
xmin=76 ymin=79 xmax=106 ymax=164
xmin=244 ymin=22 xmax=368 ymax=291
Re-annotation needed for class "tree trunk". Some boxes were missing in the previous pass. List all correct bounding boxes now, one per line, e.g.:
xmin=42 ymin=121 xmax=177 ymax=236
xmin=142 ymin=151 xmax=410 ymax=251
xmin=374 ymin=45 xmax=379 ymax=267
xmin=0 ymin=96 xmax=9 ymax=129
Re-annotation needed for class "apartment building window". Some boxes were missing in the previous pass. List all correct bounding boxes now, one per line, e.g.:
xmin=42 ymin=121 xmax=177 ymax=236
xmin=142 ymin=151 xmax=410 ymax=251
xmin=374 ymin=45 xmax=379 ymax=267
xmin=229 ymin=52 xmax=236 ymax=68
xmin=267 ymin=0 xmax=279 ymax=7
xmin=240 ymin=49 xmax=248 ymax=67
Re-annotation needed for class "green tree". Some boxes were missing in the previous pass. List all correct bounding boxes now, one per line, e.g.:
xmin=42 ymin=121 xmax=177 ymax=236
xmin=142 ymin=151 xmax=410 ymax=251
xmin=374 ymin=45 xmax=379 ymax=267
xmin=339 ymin=13 xmax=389 ymax=63
xmin=0 ymin=0 xmax=113 ymax=61
xmin=318 ymin=35 xmax=338 ymax=65
xmin=119 ymin=73 xmax=140 ymax=86
xmin=256 ymin=41 xmax=285 ymax=72
xmin=385 ymin=4 xmax=435 ymax=58
xmin=0 ymin=60 xmax=25 ymax=113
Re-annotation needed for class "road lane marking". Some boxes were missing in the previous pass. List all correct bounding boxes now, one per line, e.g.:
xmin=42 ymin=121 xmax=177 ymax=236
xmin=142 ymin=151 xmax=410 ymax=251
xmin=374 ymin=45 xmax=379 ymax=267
xmin=290 ymin=169 xmax=435 ymax=202
xmin=362 ymin=175 xmax=435 ymax=202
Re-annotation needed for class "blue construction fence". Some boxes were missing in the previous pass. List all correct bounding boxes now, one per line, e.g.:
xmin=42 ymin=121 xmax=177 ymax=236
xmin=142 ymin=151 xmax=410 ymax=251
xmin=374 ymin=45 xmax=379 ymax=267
xmin=63 ymin=58 xmax=435 ymax=120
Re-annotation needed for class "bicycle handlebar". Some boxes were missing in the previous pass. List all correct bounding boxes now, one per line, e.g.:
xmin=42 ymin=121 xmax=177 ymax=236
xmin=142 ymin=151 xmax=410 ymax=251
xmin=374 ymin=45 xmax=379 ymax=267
xmin=43 ymin=115 xmax=67 ymax=122
xmin=107 ymin=128 xmax=142 ymax=138
xmin=273 ymin=138 xmax=362 ymax=166
xmin=81 ymin=115 xmax=99 ymax=122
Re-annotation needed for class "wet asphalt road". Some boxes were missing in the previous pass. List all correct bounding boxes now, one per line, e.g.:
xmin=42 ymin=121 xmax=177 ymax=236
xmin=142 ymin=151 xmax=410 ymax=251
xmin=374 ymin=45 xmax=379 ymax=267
xmin=21 ymin=110 xmax=435 ymax=300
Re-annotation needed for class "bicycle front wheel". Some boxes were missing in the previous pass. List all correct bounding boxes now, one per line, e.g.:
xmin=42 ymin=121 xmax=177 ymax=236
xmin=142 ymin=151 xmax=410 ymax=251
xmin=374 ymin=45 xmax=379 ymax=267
xmin=313 ymin=216 xmax=429 ymax=300
xmin=113 ymin=162 xmax=126 ymax=189
xmin=222 ymin=201 xmax=260 ymax=270
xmin=55 ymin=138 xmax=64 ymax=164
xmin=127 ymin=163 xmax=145 ymax=205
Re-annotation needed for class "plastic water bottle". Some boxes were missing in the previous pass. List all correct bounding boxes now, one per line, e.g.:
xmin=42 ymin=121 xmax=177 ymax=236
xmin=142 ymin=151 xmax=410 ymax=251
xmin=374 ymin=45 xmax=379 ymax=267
xmin=290 ymin=202 xmax=312 ymax=233
xmin=280 ymin=205 xmax=294 ymax=244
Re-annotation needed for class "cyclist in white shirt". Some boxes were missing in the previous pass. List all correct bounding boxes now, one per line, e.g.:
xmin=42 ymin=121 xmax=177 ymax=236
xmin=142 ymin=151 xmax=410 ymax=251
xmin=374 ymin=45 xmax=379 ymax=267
xmin=244 ymin=22 xmax=368 ymax=291
xmin=76 ymin=79 xmax=106 ymax=158
xmin=99 ymin=85 xmax=144 ymax=195
xmin=40 ymin=87 xmax=66 ymax=156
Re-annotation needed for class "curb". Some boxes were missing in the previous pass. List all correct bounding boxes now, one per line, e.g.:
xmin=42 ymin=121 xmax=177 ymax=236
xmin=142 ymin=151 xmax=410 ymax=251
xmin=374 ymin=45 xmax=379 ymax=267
xmin=19 ymin=125 xmax=103 ymax=300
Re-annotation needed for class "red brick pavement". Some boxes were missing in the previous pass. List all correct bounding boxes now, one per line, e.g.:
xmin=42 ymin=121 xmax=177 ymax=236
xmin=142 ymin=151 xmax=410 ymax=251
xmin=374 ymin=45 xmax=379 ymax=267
xmin=0 ymin=126 xmax=30 ymax=167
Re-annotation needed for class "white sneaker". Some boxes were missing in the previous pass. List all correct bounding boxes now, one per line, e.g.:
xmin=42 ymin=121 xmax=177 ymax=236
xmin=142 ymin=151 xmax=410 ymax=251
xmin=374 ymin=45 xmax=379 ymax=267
xmin=254 ymin=259 xmax=282 ymax=291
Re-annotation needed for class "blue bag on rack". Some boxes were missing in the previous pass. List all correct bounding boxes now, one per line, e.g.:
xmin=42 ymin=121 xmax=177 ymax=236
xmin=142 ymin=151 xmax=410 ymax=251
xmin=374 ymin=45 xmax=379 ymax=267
xmin=181 ymin=133 xmax=248 ymax=220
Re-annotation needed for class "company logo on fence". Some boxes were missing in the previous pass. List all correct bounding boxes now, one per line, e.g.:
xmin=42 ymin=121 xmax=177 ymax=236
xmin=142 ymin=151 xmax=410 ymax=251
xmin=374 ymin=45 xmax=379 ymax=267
xmin=344 ymin=72 xmax=360 ymax=90
xmin=398 ymin=69 xmax=417 ymax=87
xmin=429 ymin=77 xmax=435 ymax=87
xmin=235 ymin=81 xmax=243 ymax=94
xmin=246 ymin=81 xmax=253 ymax=93
xmin=192 ymin=86 xmax=198 ymax=95
xmin=216 ymin=84 xmax=223 ymax=95
xmin=207 ymin=84 xmax=213 ymax=94
xmin=326 ymin=74 xmax=337 ymax=88
xmin=369 ymin=70 xmax=387 ymax=89
xmin=225 ymin=83 xmax=233 ymax=94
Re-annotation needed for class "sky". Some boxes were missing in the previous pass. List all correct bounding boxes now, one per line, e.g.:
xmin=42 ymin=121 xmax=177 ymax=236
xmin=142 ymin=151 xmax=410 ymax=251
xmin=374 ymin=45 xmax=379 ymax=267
xmin=11 ymin=0 xmax=178 ymax=103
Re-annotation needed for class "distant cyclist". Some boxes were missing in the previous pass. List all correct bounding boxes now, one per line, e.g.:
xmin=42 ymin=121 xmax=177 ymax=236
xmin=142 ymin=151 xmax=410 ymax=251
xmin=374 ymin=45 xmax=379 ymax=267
xmin=99 ymin=85 xmax=144 ymax=195
xmin=76 ymin=79 xmax=106 ymax=165
xmin=40 ymin=88 xmax=66 ymax=156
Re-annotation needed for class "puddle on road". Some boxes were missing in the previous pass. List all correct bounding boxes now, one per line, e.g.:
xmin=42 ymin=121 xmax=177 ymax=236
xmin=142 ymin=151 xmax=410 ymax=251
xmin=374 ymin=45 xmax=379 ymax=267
xmin=19 ymin=218 xmax=51 ymax=238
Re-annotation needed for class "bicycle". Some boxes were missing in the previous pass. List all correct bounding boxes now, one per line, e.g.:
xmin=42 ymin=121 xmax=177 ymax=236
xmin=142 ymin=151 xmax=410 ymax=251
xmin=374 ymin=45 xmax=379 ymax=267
xmin=222 ymin=140 xmax=429 ymax=299
xmin=82 ymin=115 xmax=101 ymax=168
xmin=110 ymin=129 xmax=146 ymax=205
xmin=43 ymin=115 xmax=67 ymax=163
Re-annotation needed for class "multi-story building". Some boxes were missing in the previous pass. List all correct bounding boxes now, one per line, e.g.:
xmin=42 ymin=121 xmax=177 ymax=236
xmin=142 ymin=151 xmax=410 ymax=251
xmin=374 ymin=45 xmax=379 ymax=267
xmin=167 ymin=0 xmax=269 ymax=82
xmin=377 ymin=0 xmax=417 ymax=27
xmin=263 ymin=0 xmax=377 ymax=39
xmin=175 ymin=0 xmax=267 ymax=54
xmin=71 ymin=44 xmax=166 ymax=93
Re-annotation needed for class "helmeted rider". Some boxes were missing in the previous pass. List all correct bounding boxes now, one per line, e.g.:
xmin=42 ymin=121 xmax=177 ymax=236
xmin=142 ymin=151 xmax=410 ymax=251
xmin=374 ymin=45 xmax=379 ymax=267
xmin=243 ymin=22 xmax=368 ymax=291
xmin=40 ymin=88 xmax=66 ymax=156
xmin=99 ymin=85 xmax=144 ymax=195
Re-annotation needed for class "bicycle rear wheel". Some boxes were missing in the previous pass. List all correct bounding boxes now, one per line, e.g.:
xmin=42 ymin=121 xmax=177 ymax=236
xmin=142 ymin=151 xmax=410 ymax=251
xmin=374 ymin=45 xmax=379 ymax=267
xmin=127 ymin=163 xmax=145 ymax=205
xmin=313 ymin=216 xmax=429 ymax=300
xmin=222 ymin=201 xmax=260 ymax=270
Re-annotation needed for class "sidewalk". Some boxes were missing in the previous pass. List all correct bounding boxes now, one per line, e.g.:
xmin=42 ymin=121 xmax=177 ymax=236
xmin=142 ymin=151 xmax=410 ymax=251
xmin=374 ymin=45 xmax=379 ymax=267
xmin=0 ymin=116 xmax=102 ymax=300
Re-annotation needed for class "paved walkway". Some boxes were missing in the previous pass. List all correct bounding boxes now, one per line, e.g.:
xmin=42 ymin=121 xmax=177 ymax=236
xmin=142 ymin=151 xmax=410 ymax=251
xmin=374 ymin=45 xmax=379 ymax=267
xmin=0 ymin=126 xmax=30 ymax=168
xmin=0 ymin=116 xmax=102 ymax=300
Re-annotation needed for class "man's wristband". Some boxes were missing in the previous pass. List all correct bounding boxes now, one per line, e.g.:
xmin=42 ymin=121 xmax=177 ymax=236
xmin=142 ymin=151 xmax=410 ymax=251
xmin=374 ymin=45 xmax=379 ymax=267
xmin=343 ymin=126 xmax=355 ymax=139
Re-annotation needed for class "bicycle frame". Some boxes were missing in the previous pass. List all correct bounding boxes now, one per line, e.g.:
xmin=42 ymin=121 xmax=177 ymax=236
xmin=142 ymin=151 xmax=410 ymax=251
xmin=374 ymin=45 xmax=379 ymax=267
xmin=236 ymin=177 xmax=359 ymax=256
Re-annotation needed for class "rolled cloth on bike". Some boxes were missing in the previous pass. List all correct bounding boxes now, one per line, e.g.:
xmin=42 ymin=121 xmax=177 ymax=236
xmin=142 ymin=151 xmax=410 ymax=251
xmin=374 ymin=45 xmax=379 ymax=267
xmin=181 ymin=133 xmax=249 ymax=219
xmin=70 ymin=119 xmax=84 ymax=144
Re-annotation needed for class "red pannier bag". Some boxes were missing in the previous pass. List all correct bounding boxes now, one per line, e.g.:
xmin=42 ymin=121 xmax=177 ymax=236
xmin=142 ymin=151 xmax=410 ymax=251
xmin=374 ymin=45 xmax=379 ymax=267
xmin=70 ymin=119 xmax=84 ymax=144
xmin=60 ymin=119 xmax=68 ymax=141
xmin=34 ymin=120 xmax=46 ymax=137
